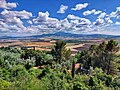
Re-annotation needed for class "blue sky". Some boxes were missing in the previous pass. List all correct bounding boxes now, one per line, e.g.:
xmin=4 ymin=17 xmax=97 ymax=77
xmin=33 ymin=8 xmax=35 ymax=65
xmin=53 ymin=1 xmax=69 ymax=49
xmin=0 ymin=0 xmax=120 ymax=36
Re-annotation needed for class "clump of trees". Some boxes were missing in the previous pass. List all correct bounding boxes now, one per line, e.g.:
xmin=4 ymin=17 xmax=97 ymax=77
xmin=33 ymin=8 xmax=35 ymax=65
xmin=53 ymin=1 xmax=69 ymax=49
xmin=0 ymin=40 xmax=120 ymax=90
xmin=77 ymin=40 xmax=119 ymax=76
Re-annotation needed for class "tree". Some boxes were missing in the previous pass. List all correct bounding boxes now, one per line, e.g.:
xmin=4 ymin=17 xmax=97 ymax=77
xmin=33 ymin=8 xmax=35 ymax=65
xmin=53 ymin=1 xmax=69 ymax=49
xmin=52 ymin=40 xmax=71 ymax=64
xmin=105 ymin=40 xmax=119 ymax=75
xmin=77 ymin=40 xmax=119 ymax=75
xmin=21 ymin=49 xmax=35 ymax=60
xmin=34 ymin=51 xmax=47 ymax=66
xmin=93 ymin=40 xmax=119 ymax=75
xmin=35 ymin=54 xmax=43 ymax=66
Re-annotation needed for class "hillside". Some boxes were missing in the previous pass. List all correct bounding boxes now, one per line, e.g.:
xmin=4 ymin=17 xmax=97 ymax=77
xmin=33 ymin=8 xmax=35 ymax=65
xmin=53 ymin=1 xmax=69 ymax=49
xmin=27 ymin=32 xmax=120 ymax=39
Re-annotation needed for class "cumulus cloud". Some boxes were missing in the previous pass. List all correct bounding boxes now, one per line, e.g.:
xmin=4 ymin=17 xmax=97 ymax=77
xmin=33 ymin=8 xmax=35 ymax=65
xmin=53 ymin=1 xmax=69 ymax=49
xmin=98 ymin=12 xmax=106 ymax=18
xmin=7 ymin=17 xmax=23 ymax=25
xmin=0 ymin=0 xmax=17 ymax=9
xmin=57 ymin=5 xmax=68 ymax=14
xmin=83 ymin=9 xmax=96 ymax=16
xmin=32 ymin=13 xmax=92 ymax=34
xmin=0 ymin=11 xmax=23 ymax=28
xmin=110 ymin=7 xmax=120 ymax=19
xmin=1 ymin=9 xmax=32 ymax=19
xmin=83 ymin=10 xmax=91 ymax=16
xmin=0 ymin=9 xmax=32 ymax=34
xmin=33 ymin=11 xmax=61 ymax=31
xmin=33 ymin=11 xmax=49 ymax=23
xmin=115 ymin=7 xmax=120 ymax=19
xmin=0 ymin=21 xmax=9 ymax=32
xmin=0 ymin=8 xmax=94 ymax=35
xmin=67 ymin=14 xmax=80 ymax=20
xmin=93 ymin=11 xmax=114 ymax=26
xmin=94 ymin=18 xmax=104 ymax=25
xmin=71 ymin=3 xmax=88 ymax=11
xmin=0 ymin=19 xmax=26 ymax=35
xmin=83 ymin=9 xmax=102 ymax=16
xmin=79 ymin=18 xmax=91 ymax=25
xmin=0 ymin=1 xmax=120 ymax=36
xmin=67 ymin=14 xmax=91 ymax=25
xmin=105 ymin=17 xmax=113 ymax=24
xmin=60 ymin=18 xmax=71 ymax=29
xmin=94 ymin=10 xmax=102 ymax=15
xmin=33 ymin=11 xmax=59 ymax=27
xmin=66 ymin=14 xmax=91 ymax=29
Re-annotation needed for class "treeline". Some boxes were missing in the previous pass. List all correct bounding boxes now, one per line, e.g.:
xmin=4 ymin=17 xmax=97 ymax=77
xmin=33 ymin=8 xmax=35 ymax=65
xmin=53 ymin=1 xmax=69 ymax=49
xmin=0 ymin=40 xmax=120 ymax=90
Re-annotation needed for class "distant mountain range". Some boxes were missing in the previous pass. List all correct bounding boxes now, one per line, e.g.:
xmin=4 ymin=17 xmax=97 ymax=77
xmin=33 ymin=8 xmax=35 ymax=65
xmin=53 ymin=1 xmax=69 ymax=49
xmin=0 ymin=32 xmax=120 ymax=39
xmin=29 ymin=32 xmax=120 ymax=39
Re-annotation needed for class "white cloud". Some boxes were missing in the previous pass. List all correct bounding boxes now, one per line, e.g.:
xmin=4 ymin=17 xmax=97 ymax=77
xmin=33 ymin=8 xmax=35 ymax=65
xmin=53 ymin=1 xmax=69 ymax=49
xmin=83 ymin=9 xmax=96 ymax=16
xmin=105 ymin=17 xmax=113 ymax=24
xmin=26 ymin=25 xmax=40 ymax=34
xmin=94 ymin=10 xmax=102 ymax=15
xmin=0 ymin=14 xmax=23 ymax=28
xmin=110 ymin=12 xmax=116 ymax=17
xmin=68 ymin=15 xmax=91 ymax=24
xmin=67 ymin=14 xmax=80 ymax=20
xmin=0 ymin=3 xmax=120 ymax=36
xmin=91 ymin=9 xmax=96 ymax=13
xmin=83 ymin=10 xmax=102 ymax=16
xmin=79 ymin=18 xmax=91 ymax=25
xmin=67 ymin=14 xmax=91 ymax=27
xmin=32 ymin=13 xmax=92 ymax=34
xmin=57 ymin=5 xmax=68 ymax=14
xmin=33 ymin=11 xmax=60 ymax=30
xmin=27 ymin=20 xmax=33 ymax=24
xmin=33 ymin=11 xmax=49 ymax=23
xmin=66 ymin=14 xmax=91 ymax=30
xmin=83 ymin=10 xmax=92 ymax=16
xmin=115 ymin=21 xmax=120 ymax=25
xmin=98 ymin=12 xmax=106 ymax=18
xmin=0 ymin=0 xmax=17 ymax=9
xmin=116 ymin=7 xmax=120 ymax=19
xmin=110 ymin=6 xmax=120 ymax=19
xmin=0 ymin=9 xmax=31 ymax=34
xmin=7 ymin=17 xmax=23 ymax=25
xmin=71 ymin=3 xmax=88 ymax=11
xmin=60 ymin=18 xmax=71 ymax=29
xmin=94 ymin=18 xmax=104 ymax=25
xmin=1 ymin=9 xmax=32 ymax=19
xmin=0 ymin=21 xmax=9 ymax=32
xmin=0 ymin=19 xmax=26 ymax=34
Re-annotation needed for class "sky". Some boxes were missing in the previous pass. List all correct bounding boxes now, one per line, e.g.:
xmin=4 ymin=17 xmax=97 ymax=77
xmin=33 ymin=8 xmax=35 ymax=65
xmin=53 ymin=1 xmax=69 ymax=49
xmin=0 ymin=0 xmax=120 ymax=36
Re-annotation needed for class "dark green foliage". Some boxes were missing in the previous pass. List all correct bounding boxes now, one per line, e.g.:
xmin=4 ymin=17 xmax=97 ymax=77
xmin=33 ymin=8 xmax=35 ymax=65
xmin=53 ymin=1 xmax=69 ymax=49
xmin=73 ymin=82 xmax=88 ymax=90
xmin=72 ymin=60 xmax=75 ymax=78
xmin=37 ymin=66 xmax=50 ymax=79
xmin=35 ymin=54 xmax=43 ymax=66
xmin=52 ymin=40 xmax=71 ymax=64
xmin=105 ymin=40 xmax=119 ymax=75
xmin=0 ymin=40 xmax=119 ymax=90
xmin=112 ymin=77 xmax=120 ymax=88
xmin=25 ymin=62 xmax=33 ymax=70
xmin=0 ymin=57 xmax=4 ymax=67
xmin=21 ymin=49 xmax=34 ymax=59
xmin=77 ymin=40 xmax=119 ymax=76
xmin=89 ymin=77 xmax=94 ymax=86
